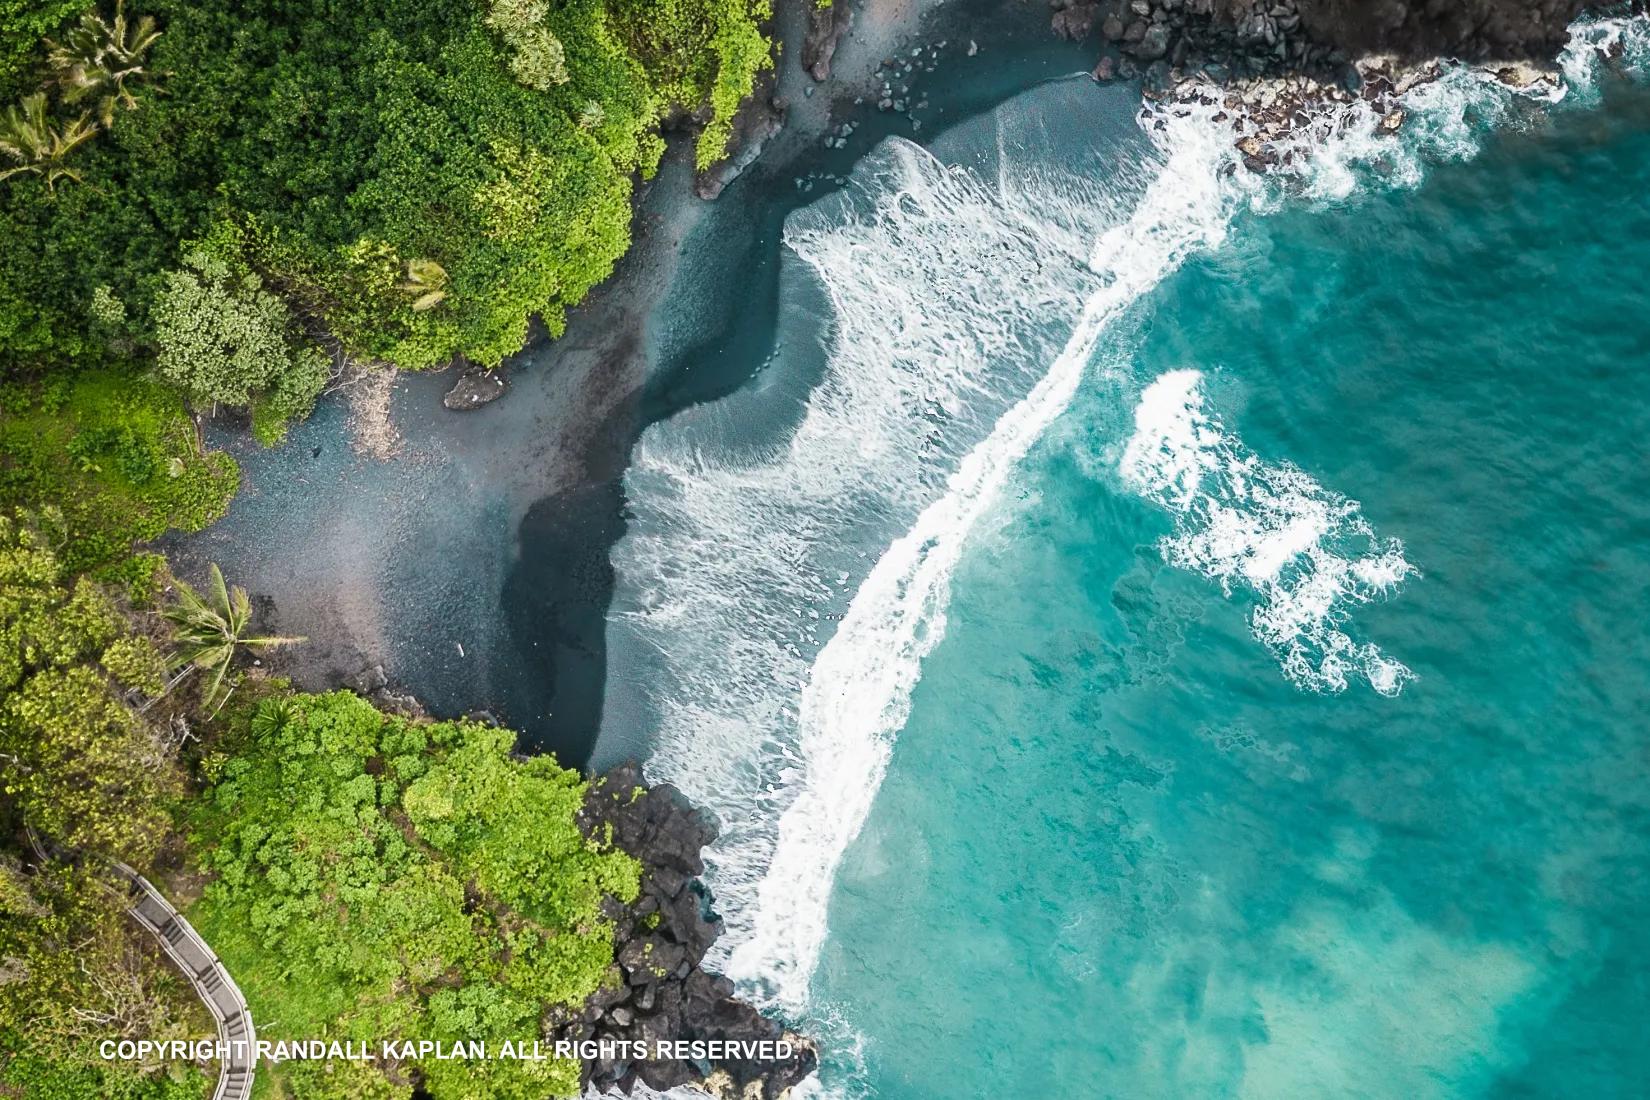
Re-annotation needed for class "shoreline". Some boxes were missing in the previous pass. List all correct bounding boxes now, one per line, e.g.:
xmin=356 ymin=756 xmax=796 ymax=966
xmin=152 ymin=5 xmax=1642 ymax=1098
xmin=168 ymin=0 xmax=1623 ymax=759
xmin=168 ymin=0 xmax=1096 ymax=771
xmin=597 ymin=4 xmax=1645 ymax=1086
xmin=567 ymin=763 xmax=819 ymax=1097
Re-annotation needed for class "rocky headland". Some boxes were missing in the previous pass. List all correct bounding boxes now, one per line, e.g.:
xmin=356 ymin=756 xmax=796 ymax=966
xmin=1059 ymin=0 xmax=1599 ymax=73
xmin=1056 ymin=0 xmax=1633 ymax=167
xmin=559 ymin=763 xmax=818 ymax=1098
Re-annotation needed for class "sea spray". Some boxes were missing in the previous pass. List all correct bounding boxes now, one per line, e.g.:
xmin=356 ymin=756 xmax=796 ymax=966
xmin=604 ymin=10 xmax=1650 ymax=1065
xmin=1116 ymin=369 xmax=1416 ymax=696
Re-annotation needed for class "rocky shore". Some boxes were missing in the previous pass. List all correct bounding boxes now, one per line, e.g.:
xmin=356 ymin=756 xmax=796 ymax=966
xmin=326 ymin=675 xmax=819 ymax=1096
xmin=1059 ymin=0 xmax=1599 ymax=77
xmin=1058 ymin=0 xmax=1625 ymax=168
xmin=558 ymin=764 xmax=818 ymax=1098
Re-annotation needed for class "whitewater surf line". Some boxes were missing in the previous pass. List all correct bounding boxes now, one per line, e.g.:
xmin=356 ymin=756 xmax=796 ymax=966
xmin=606 ymin=76 xmax=1155 ymax=1009
xmin=605 ymin=11 xmax=1650 ymax=1069
xmin=1118 ymin=369 xmax=1417 ymax=696
xmin=730 ymin=116 xmax=1239 ymax=1012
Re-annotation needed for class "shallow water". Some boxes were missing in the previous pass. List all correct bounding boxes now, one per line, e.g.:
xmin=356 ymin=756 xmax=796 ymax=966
xmin=596 ymin=17 xmax=1650 ymax=1099
xmin=805 ymin=57 xmax=1650 ymax=1100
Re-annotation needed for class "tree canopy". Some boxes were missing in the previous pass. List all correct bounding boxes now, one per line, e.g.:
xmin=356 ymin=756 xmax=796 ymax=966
xmin=1 ymin=0 xmax=774 ymax=406
xmin=0 ymin=508 xmax=181 ymax=868
xmin=190 ymin=691 xmax=642 ymax=1098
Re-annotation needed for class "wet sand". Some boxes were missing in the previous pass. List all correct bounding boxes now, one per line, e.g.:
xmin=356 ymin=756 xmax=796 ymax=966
xmin=170 ymin=0 xmax=1094 ymax=767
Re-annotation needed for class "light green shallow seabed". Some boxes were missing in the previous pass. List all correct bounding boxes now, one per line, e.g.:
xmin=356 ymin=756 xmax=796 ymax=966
xmin=809 ymin=73 xmax=1650 ymax=1100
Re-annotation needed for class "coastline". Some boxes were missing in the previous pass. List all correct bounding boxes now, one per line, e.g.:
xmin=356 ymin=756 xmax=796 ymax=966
xmin=567 ymin=764 xmax=819 ymax=1097
xmin=97 ymin=3 xmax=1650 ymax=1099
xmin=166 ymin=0 xmax=1098 ymax=770
xmin=12 ymin=0 xmax=1649 ymax=1097
xmin=598 ymin=8 xmax=1646 ymax=1094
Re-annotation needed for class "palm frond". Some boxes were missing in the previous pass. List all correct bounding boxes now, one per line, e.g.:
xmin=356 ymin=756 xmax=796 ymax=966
xmin=0 ymin=94 xmax=97 ymax=191
xmin=396 ymin=258 xmax=449 ymax=311
xmin=161 ymin=562 xmax=305 ymax=711
xmin=241 ymin=633 xmax=307 ymax=650
xmin=45 ymin=0 xmax=162 ymax=131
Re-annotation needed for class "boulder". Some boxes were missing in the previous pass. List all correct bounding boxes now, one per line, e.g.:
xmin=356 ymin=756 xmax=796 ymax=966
xmin=1130 ymin=21 xmax=1172 ymax=60
xmin=442 ymin=368 xmax=506 ymax=411
xmin=801 ymin=2 xmax=852 ymax=81
xmin=618 ymin=935 xmax=688 ymax=985
xmin=570 ymin=764 xmax=817 ymax=1097
xmin=658 ymin=886 xmax=722 ymax=957
xmin=588 ymin=971 xmax=631 ymax=1010
xmin=1052 ymin=2 xmax=1099 ymax=40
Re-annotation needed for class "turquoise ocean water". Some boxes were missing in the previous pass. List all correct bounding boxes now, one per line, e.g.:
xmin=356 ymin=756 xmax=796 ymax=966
xmin=602 ymin=18 xmax=1650 ymax=1099
xmin=810 ymin=54 xmax=1650 ymax=1100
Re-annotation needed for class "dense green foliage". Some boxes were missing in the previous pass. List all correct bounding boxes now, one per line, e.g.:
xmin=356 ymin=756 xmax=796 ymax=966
xmin=0 ymin=542 xmax=647 ymax=1098
xmin=190 ymin=691 xmax=641 ymax=1098
xmin=0 ymin=371 xmax=238 ymax=573
xmin=0 ymin=507 xmax=215 ymax=1092
xmin=0 ymin=509 xmax=182 ymax=868
xmin=0 ymin=0 xmax=87 ymax=98
xmin=152 ymin=250 xmax=329 ymax=444
xmin=1 ymin=0 xmax=775 ymax=402
xmin=0 ymin=861 xmax=214 ymax=1100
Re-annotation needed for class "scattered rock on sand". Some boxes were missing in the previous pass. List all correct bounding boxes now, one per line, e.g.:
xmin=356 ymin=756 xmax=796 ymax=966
xmin=443 ymin=367 xmax=507 ymax=410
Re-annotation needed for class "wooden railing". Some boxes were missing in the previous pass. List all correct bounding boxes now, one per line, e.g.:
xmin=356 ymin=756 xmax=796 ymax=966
xmin=111 ymin=862 xmax=258 ymax=1100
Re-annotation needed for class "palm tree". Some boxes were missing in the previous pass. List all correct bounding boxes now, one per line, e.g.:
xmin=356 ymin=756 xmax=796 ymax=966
xmin=0 ymin=93 xmax=97 ymax=189
xmin=396 ymin=258 xmax=449 ymax=311
xmin=47 ymin=0 xmax=163 ymax=128
xmin=163 ymin=564 xmax=304 ymax=715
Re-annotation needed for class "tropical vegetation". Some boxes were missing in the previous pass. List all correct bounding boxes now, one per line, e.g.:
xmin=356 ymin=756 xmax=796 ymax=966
xmin=0 ymin=0 xmax=766 ymax=1092
xmin=190 ymin=691 xmax=641 ymax=1098
xmin=162 ymin=562 xmax=304 ymax=714
xmin=2 ymin=0 xmax=775 ymax=410
xmin=0 ymin=507 xmax=214 ymax=1096
xmin=0 ymin=511 xmax=644 ymax=1097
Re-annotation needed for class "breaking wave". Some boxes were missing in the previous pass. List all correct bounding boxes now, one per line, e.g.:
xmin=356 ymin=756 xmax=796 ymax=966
xmin=1118 ymin=369 xmax=1416 ymax=696
xmin=608 ymin=79 xmax=1234 ymax=1015
xmin=601 ymin=9 xmax=1650 ymax=1056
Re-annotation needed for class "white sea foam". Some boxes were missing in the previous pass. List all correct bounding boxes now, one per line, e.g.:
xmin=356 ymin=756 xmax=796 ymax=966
xmin=1119 ymin=369 xmax=1416 ymax=696
xmin=735 ymin=122 xmax=1237 ymax=1011
xmin=613 ymin=96 xmax=1237 ymax=1017
xmin=1560 ymin=13 xmax=1650 ymax=99
xmin=602 ymin=13 xmax=1650 ymax=1082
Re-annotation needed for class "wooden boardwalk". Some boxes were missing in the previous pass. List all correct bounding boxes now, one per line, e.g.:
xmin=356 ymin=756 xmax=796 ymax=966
xmin=112 ymin=863 xmax=257 ymax=1100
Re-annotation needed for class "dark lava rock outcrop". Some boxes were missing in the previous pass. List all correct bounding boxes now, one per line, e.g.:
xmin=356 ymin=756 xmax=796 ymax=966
xmin=1294 ymin=0 xmax=1593 ymax=62
xmin=558 ymin=763 xmax=817 ymax=1098
xmin=1058 ymin=0 xmax=1608 ymax=90
xmin=442 ymin=366 xmax=507 ymax=410
xmin=803 ymin=0 xmax=854 ymax=81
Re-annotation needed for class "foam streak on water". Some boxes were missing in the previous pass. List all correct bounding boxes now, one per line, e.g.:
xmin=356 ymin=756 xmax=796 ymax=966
xmin=738 ymin=126 xmax=1237 ymax=1011
xmin=615 ymin=101 xmax=1233 ymax=1013
xmin=1119 ymin=369 xmax=1416 ymax=695
xmin=606 ymin=10 xmax=1650 ymax=1055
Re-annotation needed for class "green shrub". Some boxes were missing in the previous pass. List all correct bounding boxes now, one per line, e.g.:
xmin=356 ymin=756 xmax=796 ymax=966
xmin=153 ymin=249 xmax=329 ymax=421
xmin=191 ymin=692 xmax=641 ymax=1098
xmin=0 ymin=370 xmax=238 ymax=572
